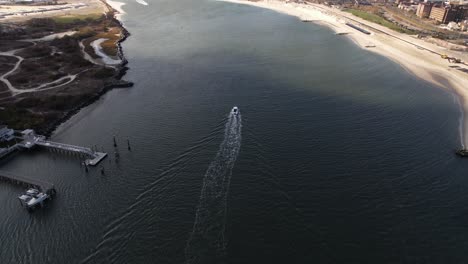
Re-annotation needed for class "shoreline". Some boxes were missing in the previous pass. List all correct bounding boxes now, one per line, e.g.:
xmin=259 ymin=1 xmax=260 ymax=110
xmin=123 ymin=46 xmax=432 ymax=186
xmin=0 ymin=0 xmax=132 ymax=138
xmin=105 ymin=0 xmax=127 ymax=20
xmin=220 ymin=0 xmax=468 ymax=148
xmin=43 ymin=0 xmax=132 ymax=137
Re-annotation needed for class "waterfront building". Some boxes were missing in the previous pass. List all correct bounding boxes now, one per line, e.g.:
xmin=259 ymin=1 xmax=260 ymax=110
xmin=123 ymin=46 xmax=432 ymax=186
xmin=417 ymin=2 xmax=433 ymax=18
xmin=21 ymin=129 xmax=35 ymax=138
xmin=0 ymin=125 xmax=14 ymax=142
xmin=450 ymin=0 xmax=468 ymax=5
xmin=453 ymin=5 xmax=468 ymax=21
xmin=428 ymin=2 xmax=468 ymax=23
xmin=429 ymin=5 xmax=457 ymax=23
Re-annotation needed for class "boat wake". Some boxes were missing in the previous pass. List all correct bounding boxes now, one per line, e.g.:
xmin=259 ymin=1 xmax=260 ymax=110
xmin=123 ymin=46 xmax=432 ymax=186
xmin=185 ymin=108 xmax=242 ymax=264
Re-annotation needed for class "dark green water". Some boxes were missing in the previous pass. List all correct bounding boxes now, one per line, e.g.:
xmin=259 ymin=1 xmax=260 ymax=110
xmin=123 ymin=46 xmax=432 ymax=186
xmin=2 ymin=0 xmax=468 ymax=263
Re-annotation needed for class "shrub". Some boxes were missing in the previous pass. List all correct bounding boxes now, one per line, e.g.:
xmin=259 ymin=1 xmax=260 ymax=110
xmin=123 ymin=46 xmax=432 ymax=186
xmin=75 ymin=27 xmax=97 ymax=39
xmin=93 ymin=67 xmax=115 ymax=78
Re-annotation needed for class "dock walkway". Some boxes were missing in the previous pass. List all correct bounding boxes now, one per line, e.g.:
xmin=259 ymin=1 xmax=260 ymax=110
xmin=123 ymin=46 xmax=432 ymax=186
xmin=36 ymin=140 xmax=95 ymax=157
xmin=35 ymin=140 xmax=107 ymax=165
xmin=16 ymin=133 xmax=107 ymax=166
xmin=0 ymin=171 xmax=55 ymax=194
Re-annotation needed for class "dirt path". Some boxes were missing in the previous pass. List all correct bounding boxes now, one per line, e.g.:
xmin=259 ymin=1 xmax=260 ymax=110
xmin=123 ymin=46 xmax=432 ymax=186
xmin=0 ymin=33 xmax=83 ymax=96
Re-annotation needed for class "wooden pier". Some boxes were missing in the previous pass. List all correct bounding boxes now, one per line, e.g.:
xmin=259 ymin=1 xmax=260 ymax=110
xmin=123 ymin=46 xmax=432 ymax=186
xmin=17 ymin=130 xmax=107 ymax=166
xmin=0 ymin=171 xmax=56 ymax=195
xmin=35 ymin=140 xmax=107 ymax=166
xmin=0 ymin=146 xmax=18 ymax=159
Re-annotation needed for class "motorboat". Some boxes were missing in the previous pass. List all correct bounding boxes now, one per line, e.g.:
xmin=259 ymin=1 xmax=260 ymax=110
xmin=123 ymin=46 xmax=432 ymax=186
xmin=18 ymin=194 xmax=32 ymax=203
xmin=27 ymin=193 xmax=49 ymax=208
xmin=26 ymin=188 xmax=39 ymax=195
xmin=232 ymin=106 xmax=239 ymax=116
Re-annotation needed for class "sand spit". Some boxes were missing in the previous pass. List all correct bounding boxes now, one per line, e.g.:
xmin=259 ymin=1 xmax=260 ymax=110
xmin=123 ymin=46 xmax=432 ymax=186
xmin=106 ymin=0 xmax=126 ymax=20
xmin=219 ymin=0 xmax=468 ymax=147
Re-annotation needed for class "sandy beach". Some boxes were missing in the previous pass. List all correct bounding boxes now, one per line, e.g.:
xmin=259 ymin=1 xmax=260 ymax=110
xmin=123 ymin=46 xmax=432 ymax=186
xmin=220 ymin=0 xmax=468 ymax=147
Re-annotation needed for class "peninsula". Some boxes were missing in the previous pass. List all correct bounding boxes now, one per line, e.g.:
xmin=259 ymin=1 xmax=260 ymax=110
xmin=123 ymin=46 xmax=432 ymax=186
xmin=0 ymin=0 xmax=131 ymax=136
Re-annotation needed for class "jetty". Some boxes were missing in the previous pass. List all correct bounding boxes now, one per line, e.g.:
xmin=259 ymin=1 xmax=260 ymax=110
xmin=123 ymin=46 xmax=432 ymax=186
xmin=14 ymin=129 xmax=107 ymax=166
xmin=34 ymin=140 xmax=107 ymax=166
xmin=0 ymin=171 xmax=56 ymax=210
xmin=0 ymin=127 xmax=112 ymax=210
xmin=346 ymin=22 xmax=371 ymax=35
xmin=0 ymin=171 xmax=55 ymax=195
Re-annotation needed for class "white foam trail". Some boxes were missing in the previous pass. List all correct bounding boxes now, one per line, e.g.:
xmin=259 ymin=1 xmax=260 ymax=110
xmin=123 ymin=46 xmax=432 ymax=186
xmin=185 ymin=110 xmax=242 ymax=264
xmin=135 ymin=0 xmax=148 ymax=5
xmin=452 ymin=93 xmax=465 ymax=149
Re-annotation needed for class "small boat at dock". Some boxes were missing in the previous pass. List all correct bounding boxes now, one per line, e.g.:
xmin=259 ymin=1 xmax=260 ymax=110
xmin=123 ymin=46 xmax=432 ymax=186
xmin=18 ymin=188 xmax=51 ymax=210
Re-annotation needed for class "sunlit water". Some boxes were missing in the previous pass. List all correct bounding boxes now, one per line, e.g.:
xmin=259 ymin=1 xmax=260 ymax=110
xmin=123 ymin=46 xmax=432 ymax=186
xmin=1 ymin=0 xmax=468 ymax=263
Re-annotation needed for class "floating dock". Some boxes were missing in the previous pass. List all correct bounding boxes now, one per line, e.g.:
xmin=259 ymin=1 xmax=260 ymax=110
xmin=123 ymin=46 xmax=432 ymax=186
xmin=85 ymin=152 xmax=107 ymax=166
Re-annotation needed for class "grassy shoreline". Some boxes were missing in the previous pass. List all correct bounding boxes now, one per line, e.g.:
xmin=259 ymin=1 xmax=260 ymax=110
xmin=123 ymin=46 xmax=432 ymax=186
xmin=0 ymin=9 xmax=132 ymax=135
xmin=344 ymin=8 xmax=414 ymax=34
